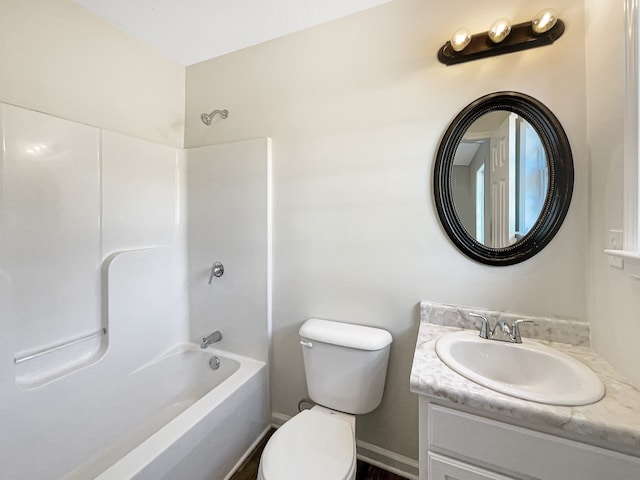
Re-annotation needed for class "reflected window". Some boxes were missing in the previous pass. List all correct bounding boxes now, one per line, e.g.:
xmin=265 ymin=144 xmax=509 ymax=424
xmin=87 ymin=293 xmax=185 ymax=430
xmin=453 ymin=112 xmax=549 ymax=248
xmin=517 ymin=118 xmax=548 ymax=238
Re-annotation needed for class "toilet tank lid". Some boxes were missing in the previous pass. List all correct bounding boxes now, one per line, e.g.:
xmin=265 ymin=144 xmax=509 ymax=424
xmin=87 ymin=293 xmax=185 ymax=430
xmin=299 ymin=318 xmax=392 ymax=351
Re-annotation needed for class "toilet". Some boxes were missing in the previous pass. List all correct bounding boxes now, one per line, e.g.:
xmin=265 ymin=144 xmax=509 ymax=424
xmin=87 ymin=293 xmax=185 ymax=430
xmin=257 ymin=318 xmax=393 ymax=480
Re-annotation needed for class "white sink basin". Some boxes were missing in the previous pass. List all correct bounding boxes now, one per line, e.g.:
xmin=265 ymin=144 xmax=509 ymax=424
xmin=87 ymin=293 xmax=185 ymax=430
xmin=435 ymin=330 xmax=605 ymax=406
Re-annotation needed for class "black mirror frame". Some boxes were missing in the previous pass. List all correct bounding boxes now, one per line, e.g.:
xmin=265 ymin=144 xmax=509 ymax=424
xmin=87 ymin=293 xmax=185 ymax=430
xmin=433 ymin=91 xmax=574 ymax=266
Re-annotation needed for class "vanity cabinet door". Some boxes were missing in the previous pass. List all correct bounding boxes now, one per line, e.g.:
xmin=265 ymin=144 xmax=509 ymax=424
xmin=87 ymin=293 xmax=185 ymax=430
xmin=428 ymin=453 xmax=516 ymax=480
xmin=427 ymin=403 xmax=640 ymax=480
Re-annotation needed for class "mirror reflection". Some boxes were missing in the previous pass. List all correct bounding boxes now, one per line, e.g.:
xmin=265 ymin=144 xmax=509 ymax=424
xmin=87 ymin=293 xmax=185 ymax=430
xmin=451 ymin=111 xmax=549 ymax=248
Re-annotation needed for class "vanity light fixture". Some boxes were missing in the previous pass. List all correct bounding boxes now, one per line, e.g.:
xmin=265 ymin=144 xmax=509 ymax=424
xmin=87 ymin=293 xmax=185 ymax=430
xmin=438 ymin=8 xmax=565 ymax=65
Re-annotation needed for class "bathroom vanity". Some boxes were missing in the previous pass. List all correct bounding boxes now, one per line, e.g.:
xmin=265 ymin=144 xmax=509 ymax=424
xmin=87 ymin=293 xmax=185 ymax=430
xmin=411 ymin=302 xmax=640 ymax=480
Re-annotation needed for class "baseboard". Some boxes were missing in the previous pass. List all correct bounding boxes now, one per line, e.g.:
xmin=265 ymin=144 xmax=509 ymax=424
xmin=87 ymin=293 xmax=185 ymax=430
xmin=270 ymin=412 xmax=419 ymax=480
xmin=270 ymin=411 xmax=290 ymax=428
xmin=356 ymin=439 xmax=419 ymax=480
xmin=223 ymin=425 xmax=272 ymax=480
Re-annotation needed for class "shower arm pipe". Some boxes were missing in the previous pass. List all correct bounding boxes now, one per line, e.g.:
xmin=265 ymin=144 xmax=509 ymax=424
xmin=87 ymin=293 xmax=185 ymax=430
xmin=200 ymin=109 xmax=229 ymax=125
xmin=205 ymin=109 xmax=228 ymax=119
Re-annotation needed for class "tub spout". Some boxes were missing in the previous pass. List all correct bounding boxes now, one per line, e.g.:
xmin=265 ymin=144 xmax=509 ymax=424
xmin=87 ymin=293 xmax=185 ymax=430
xmin=201 ymin=331 xmax=222 ymax=349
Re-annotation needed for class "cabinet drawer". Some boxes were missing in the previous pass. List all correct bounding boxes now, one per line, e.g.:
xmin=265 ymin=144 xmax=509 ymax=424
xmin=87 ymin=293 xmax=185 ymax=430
xmin=428 ymin=452 xmax=515 ymax=480
xmin=428 ymin=404 xmax=640 ymax=480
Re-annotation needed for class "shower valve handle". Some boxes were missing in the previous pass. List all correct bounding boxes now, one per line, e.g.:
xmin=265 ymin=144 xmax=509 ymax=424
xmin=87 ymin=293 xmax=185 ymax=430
xmin=208 ymin=262 xmax=224 ymax=284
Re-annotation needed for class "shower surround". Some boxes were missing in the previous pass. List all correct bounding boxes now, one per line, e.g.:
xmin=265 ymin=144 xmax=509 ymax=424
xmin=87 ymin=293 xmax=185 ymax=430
xmin=0 ymin=103 xmax=271 ymax=479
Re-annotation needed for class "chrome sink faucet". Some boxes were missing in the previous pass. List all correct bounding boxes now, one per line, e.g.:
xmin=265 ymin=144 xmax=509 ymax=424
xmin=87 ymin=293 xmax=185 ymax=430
xmin=469 ymin=313 xmax=533 ymax=343
xmin=201 ymin=330 xmax=222 ymax=349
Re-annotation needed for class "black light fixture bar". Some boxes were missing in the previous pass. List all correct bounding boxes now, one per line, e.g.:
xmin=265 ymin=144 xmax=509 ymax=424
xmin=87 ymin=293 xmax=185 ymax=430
xmin=438 ymin=19 xmax=565 ymax=66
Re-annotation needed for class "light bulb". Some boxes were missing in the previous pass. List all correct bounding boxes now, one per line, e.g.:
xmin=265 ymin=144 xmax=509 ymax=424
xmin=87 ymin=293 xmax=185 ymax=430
xmin=488 ymin=18 xmax=512 ymax=43
xmin=532 ymin=8 xmax=558 ymax=34
xmin=451 ymin=28 xmax=472 ymax=52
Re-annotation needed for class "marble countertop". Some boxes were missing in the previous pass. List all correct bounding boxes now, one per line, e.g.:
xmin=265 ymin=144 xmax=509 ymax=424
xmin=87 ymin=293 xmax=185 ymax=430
xmin=410 ymin=306 xmax=640 ymax=457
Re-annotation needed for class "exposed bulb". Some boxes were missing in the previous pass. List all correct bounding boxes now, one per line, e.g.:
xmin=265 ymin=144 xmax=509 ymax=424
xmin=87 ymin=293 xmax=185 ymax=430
xmin=488 ymin=18 xmax=512 ymax=43
xmin=532 ymin=8 xmax=558 ymax=34
xmin=451 ymin=28 xmax=472 ymax=52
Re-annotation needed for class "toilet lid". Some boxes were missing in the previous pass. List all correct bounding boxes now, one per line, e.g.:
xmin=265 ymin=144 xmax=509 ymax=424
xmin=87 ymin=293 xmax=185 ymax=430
xmin=261 ymin=409 xmax=355 ymax=480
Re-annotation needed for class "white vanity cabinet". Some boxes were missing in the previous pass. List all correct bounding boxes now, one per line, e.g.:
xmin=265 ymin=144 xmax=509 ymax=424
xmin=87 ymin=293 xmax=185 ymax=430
xmin=419 ymin=399 xmax=640 ymax=480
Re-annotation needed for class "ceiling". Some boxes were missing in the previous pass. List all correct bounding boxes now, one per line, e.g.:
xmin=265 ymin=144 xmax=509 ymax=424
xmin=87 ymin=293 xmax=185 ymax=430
xmin=73 ymin=0 xmax=393 ymax=66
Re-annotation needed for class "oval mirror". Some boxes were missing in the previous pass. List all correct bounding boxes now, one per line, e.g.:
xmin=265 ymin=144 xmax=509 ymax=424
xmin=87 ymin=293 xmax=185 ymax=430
xmin=433 ymin=92 xmax=573 ymax=266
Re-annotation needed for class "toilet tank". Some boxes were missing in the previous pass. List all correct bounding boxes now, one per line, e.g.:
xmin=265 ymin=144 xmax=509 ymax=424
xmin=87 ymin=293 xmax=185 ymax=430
xmin=299 ymin=318 xmax=393 ymax=415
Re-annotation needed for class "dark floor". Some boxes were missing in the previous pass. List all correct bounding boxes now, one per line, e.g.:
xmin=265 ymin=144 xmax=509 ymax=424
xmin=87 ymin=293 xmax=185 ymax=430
xmin=230 ymin=429 xmax=407 ymax=480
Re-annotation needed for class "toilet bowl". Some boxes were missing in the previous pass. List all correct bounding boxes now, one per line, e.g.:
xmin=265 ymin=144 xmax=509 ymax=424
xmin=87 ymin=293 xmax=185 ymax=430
xmin=257 ymin=318 xmax=393 ymax=480
xmin=257 ymin=406 xmax=356 ymax=480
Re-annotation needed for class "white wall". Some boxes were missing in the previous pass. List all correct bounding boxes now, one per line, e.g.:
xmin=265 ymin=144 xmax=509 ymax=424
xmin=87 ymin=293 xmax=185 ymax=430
xmin=186 ymin=139 xmax=271 ymax=362
xmin=0 ymin=0 xmax=189 ymax=389
xmin=0 ymin=0 xmax=185 ymax=147
xmin=585 ymin=0 xmax=640 ymax=387
xmin=185 ymin=0 xmax=588 ymax=461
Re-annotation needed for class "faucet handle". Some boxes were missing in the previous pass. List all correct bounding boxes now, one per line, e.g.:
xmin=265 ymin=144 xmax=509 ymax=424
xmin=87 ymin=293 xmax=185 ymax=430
xmin=469 ymin=313 xmax=490 ymax=339
xmin=208 ymin=262 xmax=224 ymax=284
xmin=511 ymin=319 xmax=534 ymax=343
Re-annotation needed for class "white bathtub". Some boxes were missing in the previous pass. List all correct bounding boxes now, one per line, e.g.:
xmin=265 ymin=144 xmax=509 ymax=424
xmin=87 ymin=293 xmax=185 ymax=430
xmin=3 ymin=344 xmax=269 ymax=480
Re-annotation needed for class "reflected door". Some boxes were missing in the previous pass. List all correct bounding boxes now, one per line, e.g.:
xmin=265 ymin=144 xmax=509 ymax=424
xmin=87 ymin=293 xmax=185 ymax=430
xmin=488 ymin=114 xmax=516 ymax=248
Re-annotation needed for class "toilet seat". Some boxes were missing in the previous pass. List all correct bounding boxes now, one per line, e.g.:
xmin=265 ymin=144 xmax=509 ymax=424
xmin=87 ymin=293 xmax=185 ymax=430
xmin=259 ymin=407 xmax=356 ymax=480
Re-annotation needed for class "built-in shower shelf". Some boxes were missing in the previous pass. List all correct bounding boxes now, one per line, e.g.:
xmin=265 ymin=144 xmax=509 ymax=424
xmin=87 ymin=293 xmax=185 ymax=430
xmin=14 ymin=328 xmax=107 ymax=387
xmin=14 ymin=328 xmax=106 ymax=364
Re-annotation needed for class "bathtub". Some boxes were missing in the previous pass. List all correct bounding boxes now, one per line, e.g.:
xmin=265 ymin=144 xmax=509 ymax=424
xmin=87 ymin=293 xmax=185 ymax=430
xmin=3 ymin=344 xmax=269 ymax=480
